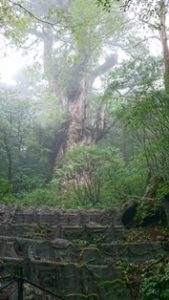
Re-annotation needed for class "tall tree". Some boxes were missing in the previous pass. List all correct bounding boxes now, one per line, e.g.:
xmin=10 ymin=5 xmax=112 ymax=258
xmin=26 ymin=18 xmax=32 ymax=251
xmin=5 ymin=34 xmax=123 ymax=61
xmin=7 ymin=0 xmax=127 ymax=180
xmin=115 ymin=0 xmax=169 ymax=198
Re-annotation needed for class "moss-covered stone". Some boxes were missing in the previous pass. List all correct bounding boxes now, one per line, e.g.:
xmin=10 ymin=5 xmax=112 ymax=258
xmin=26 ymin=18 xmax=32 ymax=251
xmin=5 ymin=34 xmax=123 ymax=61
xmin=0 ymin=206 xmax=168 ymax=300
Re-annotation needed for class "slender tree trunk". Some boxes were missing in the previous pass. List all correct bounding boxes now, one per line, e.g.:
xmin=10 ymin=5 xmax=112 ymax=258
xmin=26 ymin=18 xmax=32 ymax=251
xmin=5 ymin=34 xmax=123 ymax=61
xmin=4 ymin=136 xmax=12 ymax=182
xmin=143 ymin=176 xmax=163 ymax=200
xmin=159 ymin=0 xmax=169 ymax=93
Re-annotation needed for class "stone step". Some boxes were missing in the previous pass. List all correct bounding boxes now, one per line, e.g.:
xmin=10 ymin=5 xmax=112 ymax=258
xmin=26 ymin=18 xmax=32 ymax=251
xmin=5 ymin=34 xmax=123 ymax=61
xmin=0 ymin=257 xmax=131 ymax=300
xmin=99 ymin=241 xmax=169 ymax=261
xmin=13 ymin=212 xmax=114 ymax=226
xmin=0 ymin=235 xmax=167 ymax=264
xmin=0 ymin=224 xmax=53 ymax=239
xmin=0 ymin=224 xmax=125 ymax=242
xmin=59 ymin=225 xmax=125 ymax=242
xmin=0 ymin=236 xmax=78 ymax=262
xmin=1 ymin=206 xmax=168 ymax=300
xmin=0 ymin=206 xmax=116 ymax=226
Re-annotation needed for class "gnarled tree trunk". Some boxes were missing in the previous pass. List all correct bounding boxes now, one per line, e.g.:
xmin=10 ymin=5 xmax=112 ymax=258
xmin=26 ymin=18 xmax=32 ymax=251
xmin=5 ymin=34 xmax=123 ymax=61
xmin=67 ymin=79 xmax=87 ymax=148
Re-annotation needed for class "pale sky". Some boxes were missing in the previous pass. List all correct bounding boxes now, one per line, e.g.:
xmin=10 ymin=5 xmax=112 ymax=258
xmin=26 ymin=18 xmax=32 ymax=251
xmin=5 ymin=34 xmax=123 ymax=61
xmin=0 ymin=53 xmax=28 ymax=85
xmin=0 ymin=35 xmax=34 ymax=85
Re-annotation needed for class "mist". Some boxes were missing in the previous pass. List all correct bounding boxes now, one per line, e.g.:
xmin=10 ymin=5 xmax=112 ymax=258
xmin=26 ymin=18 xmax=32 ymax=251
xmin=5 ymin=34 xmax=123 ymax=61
xmin=0 ymin=0 xmax=168 ymax=210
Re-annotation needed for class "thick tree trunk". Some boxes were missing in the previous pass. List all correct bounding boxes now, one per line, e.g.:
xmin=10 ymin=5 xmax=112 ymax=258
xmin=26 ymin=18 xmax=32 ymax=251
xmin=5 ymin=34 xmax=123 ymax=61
xmin=42 ymin=25 xmax=67 ymax=107
xmin=45 ymin=80 xmax=88 ymax=174
xmin=53 ymin=83 xmax=109 ymax=170
xmin=64 ymin=84 xmax=109 ymax=150
xmin=39 ymin=22 xmax=118 ymax=175
xmin=46 ymin=121 xmax=69 ymax=182
xmin=67 ymin=80 xmax=87 ymax=149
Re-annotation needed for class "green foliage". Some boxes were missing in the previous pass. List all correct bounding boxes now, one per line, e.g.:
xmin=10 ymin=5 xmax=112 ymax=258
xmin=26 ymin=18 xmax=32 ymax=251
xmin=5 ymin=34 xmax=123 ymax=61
xmin=96 ymin=0 xmax=112 ymax=12
xmin=157 ymin=182 xmax=169 ymax=199
xmin=0 ymin=178 xmax=12 ymax=196
xmin=52 ymin=144 xmax=144 ymax=208
xmin=0 ymin=83 xmax=63 ymax=193
xmin=122 ymin=91 xmax=169 ymax=179
xmin=141 ymin=262 xmax=169 ymax=300
xmin=0 ymin=0 xmax=32 ymax=44
xmin=1 ymin=188 xmax=57 ymax=207
xmin=134 ymin=200 xmax=161 ymax=226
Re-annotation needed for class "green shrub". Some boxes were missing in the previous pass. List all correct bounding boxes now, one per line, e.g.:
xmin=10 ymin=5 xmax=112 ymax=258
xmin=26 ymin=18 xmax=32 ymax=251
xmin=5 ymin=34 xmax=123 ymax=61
xmin=52 ymin=145 xmax=129 ymax=208
xmin=0 ymin=178 xmax=12 ymax=196
xmin=141 ymin=262 xmax=169 ymax=300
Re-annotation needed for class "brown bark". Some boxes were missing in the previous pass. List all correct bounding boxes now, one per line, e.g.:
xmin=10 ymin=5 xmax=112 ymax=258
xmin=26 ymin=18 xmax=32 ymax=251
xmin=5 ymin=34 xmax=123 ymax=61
xmin=52 ymin=83 xmax=110 ymax=171
xmin=66 ymin=80 xmax=87 ymax=149
xmin=65 ymin=54 xmax=118 ymax=150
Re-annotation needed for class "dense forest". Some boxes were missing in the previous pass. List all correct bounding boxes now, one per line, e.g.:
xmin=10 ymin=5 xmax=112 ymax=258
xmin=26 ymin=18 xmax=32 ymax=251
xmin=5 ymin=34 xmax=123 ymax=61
xmin=0 ymin=0 xmax=169 ymax=209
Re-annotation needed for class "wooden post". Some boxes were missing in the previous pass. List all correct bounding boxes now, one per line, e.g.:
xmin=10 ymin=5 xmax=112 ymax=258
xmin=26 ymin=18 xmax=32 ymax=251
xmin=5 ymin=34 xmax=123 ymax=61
xmin=17 ymin=267 xmax=23 ymax=300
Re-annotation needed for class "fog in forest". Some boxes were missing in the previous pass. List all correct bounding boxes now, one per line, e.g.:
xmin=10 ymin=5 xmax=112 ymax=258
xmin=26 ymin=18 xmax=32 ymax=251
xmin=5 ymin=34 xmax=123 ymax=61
xmin=0 ymin=0 xmax=168 ymax=209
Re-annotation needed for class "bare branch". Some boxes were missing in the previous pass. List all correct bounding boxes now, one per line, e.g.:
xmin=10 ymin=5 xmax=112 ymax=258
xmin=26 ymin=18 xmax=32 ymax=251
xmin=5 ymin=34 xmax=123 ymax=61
xmin=8 ymin=0 xmax=58 ymax=26
xmin=133 ymin=35 xmax=160 ymax=47
xmin=139 ymin=18 xmax=160 ymax=30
